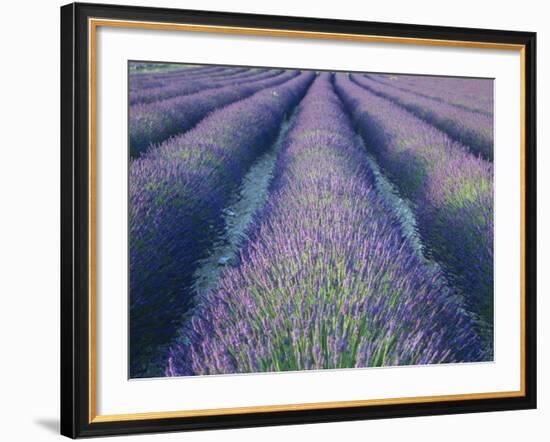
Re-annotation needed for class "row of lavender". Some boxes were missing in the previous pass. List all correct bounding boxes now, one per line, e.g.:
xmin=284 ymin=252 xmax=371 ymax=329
xmin=350 ymin=74 xmax=494 ymax=160
xmin=130 ymin=69 xmax=301 ymax=157
xmin=166 ymin=74 xmax=486 ymax=376
xmin=129 ymin=71 xmax=315 ymax=377
xmin=129 ymin=65 xmax=235 ymax=91
xmin=366 ymin=73 xmax=493 ymax=116
xmin=334 ymin=74 xmax=494 ymax=351
xmin=129 ymin=67 xmax=277 ymax=105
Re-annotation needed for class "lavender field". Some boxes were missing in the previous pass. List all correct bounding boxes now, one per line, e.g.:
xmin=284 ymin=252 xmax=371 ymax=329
xmin=128 ymin=62 xmax=494 ymax=379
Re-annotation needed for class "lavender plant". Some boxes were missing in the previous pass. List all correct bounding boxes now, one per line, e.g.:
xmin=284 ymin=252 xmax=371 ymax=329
xmin=166 ymin=73 xmax=484 ymax=377
xmin=129 ymin=70 xmax=300 ymax=157
xmin=351 ymin=74 xmax=494 ymax=160
xmin=334 ymin=73 xmax=493 ymax=353
xmin=129 ymin=72 xmax=315 ymax=377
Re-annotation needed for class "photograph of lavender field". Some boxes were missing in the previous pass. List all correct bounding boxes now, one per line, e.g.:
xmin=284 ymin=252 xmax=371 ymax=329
xmin=128 ymin=61 xmax=494 ymax=379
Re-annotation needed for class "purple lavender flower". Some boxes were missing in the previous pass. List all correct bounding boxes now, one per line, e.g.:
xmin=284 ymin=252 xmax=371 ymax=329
xmin=129 ymin=70 xmax=301 ymax=157
xmin=129 ymin=72 xmax=315 ymax=377
xmin=366 ymin=73 xmax=493 ymax=116
xmin=334 ymin=73 xmax=493 ymax=353
xmin=350 ymin=74 xmax=494 ymax=160
xmin=166 ymin=73 xmax=485 ymax=377
xmin=129 ymin=65 xmax=242 ymax=91
xmin=129 ymin=68 xmax=284 ymax=105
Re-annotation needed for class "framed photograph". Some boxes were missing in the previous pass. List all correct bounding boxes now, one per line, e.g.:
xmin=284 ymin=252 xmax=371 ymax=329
xmin=60 ymin=2 xmax=536 ymax=438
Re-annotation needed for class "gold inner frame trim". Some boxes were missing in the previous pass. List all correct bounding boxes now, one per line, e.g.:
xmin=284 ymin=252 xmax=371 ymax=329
xmin=88 ymin=17 xmax=527 ymax=424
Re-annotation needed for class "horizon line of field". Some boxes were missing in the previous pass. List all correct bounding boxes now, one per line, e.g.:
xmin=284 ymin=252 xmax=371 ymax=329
xmin=129 ymin=67 xmax=494 ymax=378
xmin=129 ymin=65 xmax=493 ymax=161
xmin=130 ymin=61 xmax=495 ymax=87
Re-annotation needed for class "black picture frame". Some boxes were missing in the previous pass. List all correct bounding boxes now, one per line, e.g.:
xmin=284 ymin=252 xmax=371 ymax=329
xmin=61 ymin=2 xmax=537 ymax=438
